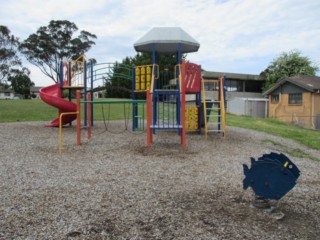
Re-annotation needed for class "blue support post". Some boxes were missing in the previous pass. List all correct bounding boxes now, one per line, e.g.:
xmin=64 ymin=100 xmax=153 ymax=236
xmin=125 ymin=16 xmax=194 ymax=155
xmin=152 ymin=43 xmax=157 ymax=134
xmin=88 ymin=60 xmax=94 ymax=126
xmin=84 ymin=61 xmax=88 ymax=127
xmin=132 ymin=67 xmax=138 ymax=131
xmin=68 ymin=62 xmax=71 ymax=87
xmin=59 ymin=61 xmax=64 ymax=95
xmin=223 ymin=75 xmax=227 ymax=112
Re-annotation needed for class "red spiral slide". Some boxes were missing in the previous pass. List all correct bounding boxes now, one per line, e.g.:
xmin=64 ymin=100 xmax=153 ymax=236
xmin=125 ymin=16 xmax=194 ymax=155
xmin=39 ymin=83 xmax=77 ymax=127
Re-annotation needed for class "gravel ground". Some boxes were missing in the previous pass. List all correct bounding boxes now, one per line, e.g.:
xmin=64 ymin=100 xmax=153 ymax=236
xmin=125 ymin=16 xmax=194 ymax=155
xmin=0 ymin=121 xmax=319 ymax=240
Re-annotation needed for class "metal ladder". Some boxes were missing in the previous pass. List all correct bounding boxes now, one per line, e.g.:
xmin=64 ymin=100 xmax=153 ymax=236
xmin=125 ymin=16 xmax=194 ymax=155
xmin=201 ymin=77 xmax=226 ymax=138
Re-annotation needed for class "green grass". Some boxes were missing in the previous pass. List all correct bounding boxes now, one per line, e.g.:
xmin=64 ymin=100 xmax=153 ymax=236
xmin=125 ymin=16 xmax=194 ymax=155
xmin=1 ymin=99 xmax=319 ymax=150
xmin=227 ymin=114 xmax=320 ymax=150
xmin=262 ymin=139 xmax=319 ymax=161
xmin=0 ymin=99 xmax=57 ymax=122
xmin=0 ymin=98 xmax=144 ymax=122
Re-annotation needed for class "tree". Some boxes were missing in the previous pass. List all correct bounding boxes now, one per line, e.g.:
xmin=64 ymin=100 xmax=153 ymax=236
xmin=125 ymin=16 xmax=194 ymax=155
xmin=0 ymin=26 xmax=22 ymax=85
xmin=106 ymin=52 xmax=181 ymax=98
xmin=19 ymin=20 xmax=97 ymax=84
xmin=8 ymin=68 xmax=34 ymax=98
xmin=261 ymin=50 xmax=319 ymax=91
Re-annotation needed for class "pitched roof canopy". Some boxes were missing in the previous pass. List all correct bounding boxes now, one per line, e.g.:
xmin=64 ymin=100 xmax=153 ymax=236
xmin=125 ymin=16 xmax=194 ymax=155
xmin=134 ymin=27 xmax=200 ymax=53
xmin=263 ymin=75 xmax=320 ymax=95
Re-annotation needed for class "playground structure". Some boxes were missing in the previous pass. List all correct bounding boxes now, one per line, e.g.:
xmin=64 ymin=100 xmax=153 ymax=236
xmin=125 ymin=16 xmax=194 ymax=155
xmin=133 ymin=27 xmax=226 ymax=149
xmin=39 ymin=27 xmax=227 ymax=151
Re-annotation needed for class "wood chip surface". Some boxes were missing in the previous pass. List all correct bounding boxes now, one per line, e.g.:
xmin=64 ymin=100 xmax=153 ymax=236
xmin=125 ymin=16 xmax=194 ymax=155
xmin=0 ymin=121 xmax=319 ymax=239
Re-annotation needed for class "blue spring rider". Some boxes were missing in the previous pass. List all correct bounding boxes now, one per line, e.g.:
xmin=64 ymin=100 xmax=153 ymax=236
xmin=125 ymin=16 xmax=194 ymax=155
xmin=243 ymin=152 xmax=300 ymax=200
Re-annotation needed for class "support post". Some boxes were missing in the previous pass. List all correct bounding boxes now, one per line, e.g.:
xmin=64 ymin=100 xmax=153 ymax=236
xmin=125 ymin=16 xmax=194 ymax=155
xmin=76 ymin=90 xmax=81 ymax=145
xmin=180 ymin=60 xmax=186 ymax=150
xmin=132 ymin=67 xmax=138 ymax=131
xmin=89 ymin=60 xmax=94 ymax=126
xmin=84 ymin=64 xmax=88 ymax=127
xmin=87 ymin=93 xmax=91 ymax=139
xmin=59 ymin=61 xmax=64 ymax=90
xmin=146 ymin=90 xmax=152 ymax=147
xmin=68 ymin=62 xmax=71 ymax=87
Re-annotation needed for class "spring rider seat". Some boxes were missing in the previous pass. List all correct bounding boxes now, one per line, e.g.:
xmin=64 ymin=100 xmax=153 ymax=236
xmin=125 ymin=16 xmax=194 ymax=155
xmin=243 ymin=152 xmax=300 ymax=201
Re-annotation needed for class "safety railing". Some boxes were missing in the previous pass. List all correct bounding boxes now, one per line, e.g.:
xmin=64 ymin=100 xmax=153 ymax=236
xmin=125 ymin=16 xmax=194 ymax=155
xmin=58 ymin=91 xmax=81 ymax=155
xmin=62 ymin=55 xmax=86 ymax=88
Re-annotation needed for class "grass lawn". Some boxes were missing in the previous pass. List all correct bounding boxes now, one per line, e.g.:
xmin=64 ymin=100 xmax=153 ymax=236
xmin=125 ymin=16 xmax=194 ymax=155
xmin=1 ymin=99 xmax=319 ymax=151
xmin=0 ymin=99 xmax=57 ymax=122
xmin=0 ymin=98 xmax=143 ymax=122
xmin=227 ymin=114 xmax=320 ymax=151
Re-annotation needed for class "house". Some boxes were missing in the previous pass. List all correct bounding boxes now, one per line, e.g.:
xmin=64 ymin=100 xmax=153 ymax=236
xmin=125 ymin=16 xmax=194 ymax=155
xmin=0 ymin=88 xmax=20 ymax=99
xmin=202 ymin=71 xmax=267 ymax=117
xmin=202 ymin=71 xmax=264 ymax=101
xmin=92 ymin=86 xmax=106 ymax=98
xmin=30 ymin=86 xmax=42 ymax=98
xmin=263 ymin=75 xmax=320 ymax=129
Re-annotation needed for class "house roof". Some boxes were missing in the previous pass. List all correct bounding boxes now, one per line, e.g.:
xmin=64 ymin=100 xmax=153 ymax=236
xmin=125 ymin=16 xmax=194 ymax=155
xmin=30 ymin=86 xmax=42 ymax=92
xmin=263 ymin=75 xmax=320 ymax=95
xmin=134 ymin=27 xmax=200 ymax=53
xmin=202 ymin=71 xmax=261 ymax=81
xmin=0 ymin=88 xmax=14 ymax=93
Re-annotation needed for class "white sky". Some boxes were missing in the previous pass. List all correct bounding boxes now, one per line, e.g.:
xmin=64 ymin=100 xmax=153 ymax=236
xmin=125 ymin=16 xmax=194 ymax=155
xmin=1 ymin=0 xmax=320 ymax=86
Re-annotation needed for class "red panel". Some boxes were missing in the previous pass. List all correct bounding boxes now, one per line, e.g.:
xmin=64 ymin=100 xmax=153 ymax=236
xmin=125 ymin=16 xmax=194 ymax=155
xmin=184 ymin=62 xmax=201 ymax=93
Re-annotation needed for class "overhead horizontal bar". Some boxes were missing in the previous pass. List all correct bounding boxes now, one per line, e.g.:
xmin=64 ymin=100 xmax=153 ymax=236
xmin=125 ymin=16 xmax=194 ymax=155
xmin=81 ymin=100 xmax=146 ymax=104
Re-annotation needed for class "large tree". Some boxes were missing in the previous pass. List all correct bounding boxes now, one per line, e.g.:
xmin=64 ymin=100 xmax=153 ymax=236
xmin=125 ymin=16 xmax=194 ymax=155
xmin=0 ymin=26 xmax=22 ymax=87
xmin=19 ymin=20 xmax=97 ymax=83
xmin=261 ymin=50 xmax=319 ymax=91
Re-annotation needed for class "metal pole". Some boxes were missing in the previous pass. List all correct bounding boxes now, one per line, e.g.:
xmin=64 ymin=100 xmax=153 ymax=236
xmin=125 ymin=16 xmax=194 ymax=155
xmin=76 ymin=90 xmax=81 ymax=145
xmin=84 ymin=62 xmax=88 ymax=127
xmin=87 ymin=92 xmax=91 ymax=139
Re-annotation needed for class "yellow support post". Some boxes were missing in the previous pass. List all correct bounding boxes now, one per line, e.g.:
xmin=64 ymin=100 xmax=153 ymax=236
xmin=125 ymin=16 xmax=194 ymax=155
xmin=219 ymin=76 xmax=226 ymax=138
xmin=59 ymin=90 xmax=81 ymax=155
xmin=135 ymin=67 xmax=140 ymax=90
xmin=201 ymin=78 xmax=208 ymax=138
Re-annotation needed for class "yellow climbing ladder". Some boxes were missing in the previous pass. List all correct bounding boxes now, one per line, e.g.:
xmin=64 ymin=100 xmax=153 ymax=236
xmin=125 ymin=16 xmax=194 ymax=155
xmin=201 ymin=77 xmax=226 ymax=138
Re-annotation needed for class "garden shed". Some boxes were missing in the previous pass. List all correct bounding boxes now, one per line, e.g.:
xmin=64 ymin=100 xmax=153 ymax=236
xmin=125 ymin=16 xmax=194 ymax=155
xmin=228 ymin=97 xmax=269 ymax=118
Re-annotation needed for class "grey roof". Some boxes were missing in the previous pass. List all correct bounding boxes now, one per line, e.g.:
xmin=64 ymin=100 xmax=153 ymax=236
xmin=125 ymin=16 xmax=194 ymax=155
xmin=30 ymin=86 xmax=42 ymax=92
xmin=202 ymin=71 xmax=261 ymax=81
xmin=263 ymin=75 xmax=320 ymax=95
xmin=134 ymin=27 xmax=200 ymax=53
xmin=0 ymin=87 xmax=14 ymax=93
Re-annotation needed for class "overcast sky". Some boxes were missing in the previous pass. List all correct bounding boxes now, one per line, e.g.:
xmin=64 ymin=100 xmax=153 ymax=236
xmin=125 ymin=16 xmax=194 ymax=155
xmin=1 ymin=0 xmax=320 ymax=86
